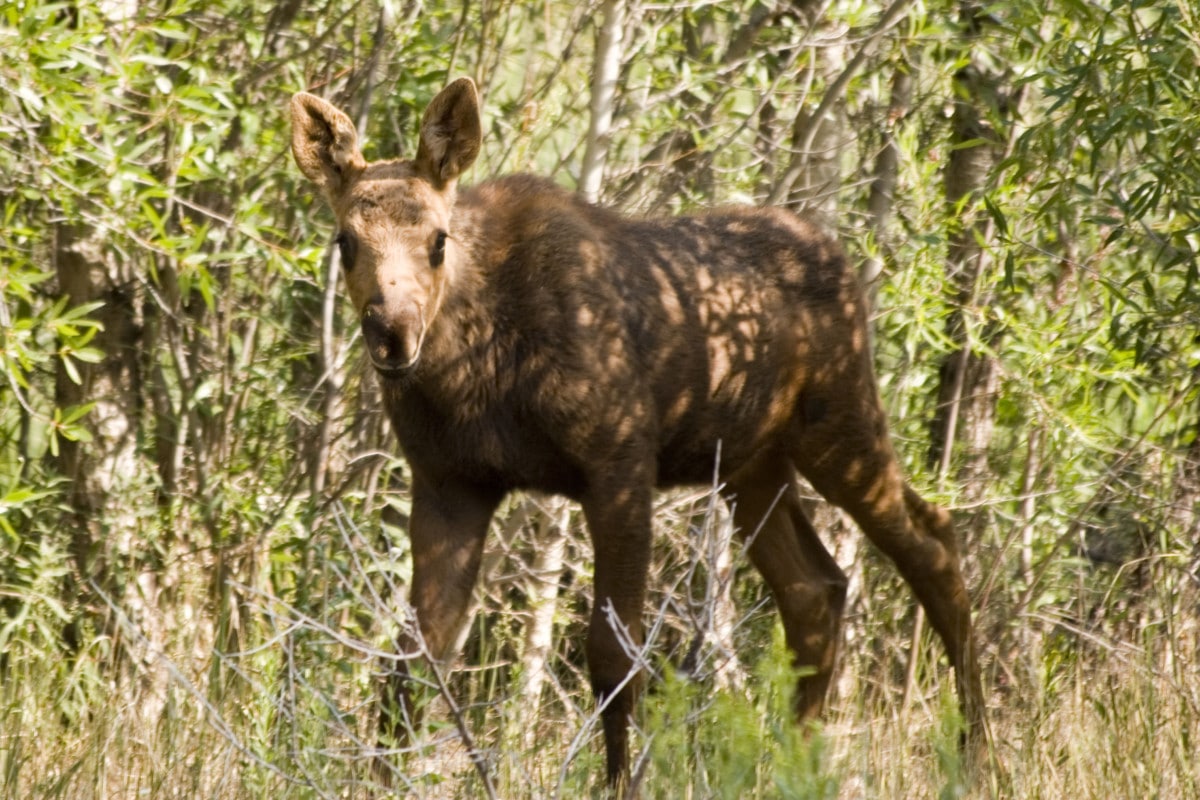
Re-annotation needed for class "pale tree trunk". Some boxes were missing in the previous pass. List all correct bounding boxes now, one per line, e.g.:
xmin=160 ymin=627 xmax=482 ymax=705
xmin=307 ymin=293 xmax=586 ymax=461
xmin=782 ymin=21 xmax=848 ymax=222
xmin=579 ymin=0 xmax=627 ymax=204
xmin=693 ymin=493 xmax=745 ymax=692
xmin=1171 ymin=367 xmax=1200 ymax=550
xmin=51 ymin=0 xmax=142 ymax=585
xmin=863 ymin=57 xmax=915 ymax=305
xmin=1015 ymin=426 xmax=1043 ymax=688
xmin=927 ymin=6 xmax=1016 ymax=505
xmin=1168 ymin=370 xmax=1200 ymax=663
xmin=311 ymin=245 xmax=347 ymax=496
xmin=52 ymin=223 xmax=141 ymax=606
xmin=615 ymin=3 xmax=779 ymax=207
xmin=49 ymin=1 xmax=179 ymax=731
xmin=518 ymin=497 xmax=571 ymax=743
xmin=1017 ymin=429 xmax=1042 ymax=593
xmin=770 ymin=0 xmax=915 ymax=217
xmin=471 ymin=494 xmax=572 ymax=741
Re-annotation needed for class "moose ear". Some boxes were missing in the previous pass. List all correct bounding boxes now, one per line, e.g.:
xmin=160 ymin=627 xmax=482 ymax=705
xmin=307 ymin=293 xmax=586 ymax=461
xmin=290 ymin=92 xmax=365 ymax=201
xmin=415 ymin=77 xmax=482 ymax=189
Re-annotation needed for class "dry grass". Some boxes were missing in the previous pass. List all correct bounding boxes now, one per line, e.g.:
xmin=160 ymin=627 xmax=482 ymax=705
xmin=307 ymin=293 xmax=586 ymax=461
xmin=3 ymin=496 xmax=1197 ymax=800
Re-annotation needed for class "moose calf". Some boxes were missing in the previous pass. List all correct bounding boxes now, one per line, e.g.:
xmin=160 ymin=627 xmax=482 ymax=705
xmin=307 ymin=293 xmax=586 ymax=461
xmin=291 ymin=77 xmax=986 ymax=789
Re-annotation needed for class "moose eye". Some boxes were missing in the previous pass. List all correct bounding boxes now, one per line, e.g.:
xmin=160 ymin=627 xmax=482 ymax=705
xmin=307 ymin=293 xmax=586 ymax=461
xmin=430 ymin=230 xmax=447 ymax=268
xmin=334 ymin=231 xmax=357 ymax=271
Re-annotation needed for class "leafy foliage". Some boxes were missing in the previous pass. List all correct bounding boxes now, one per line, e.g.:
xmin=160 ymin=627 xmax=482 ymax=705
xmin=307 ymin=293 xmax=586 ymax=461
xmin=1 ymin=0 xmax=1198 ymax=797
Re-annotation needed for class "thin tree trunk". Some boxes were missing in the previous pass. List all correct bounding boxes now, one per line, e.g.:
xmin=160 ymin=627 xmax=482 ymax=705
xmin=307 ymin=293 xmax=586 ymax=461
xmin=519 ymin=497 xmax=570 ymax=739
xmin=1016 ymin=426 xmax=1043 ymax=690
xmin=1171 ymin=367 xmax=1200 ymax=545
xmin=863 ymin=57 xmax=914 ymax=306
xmin=312 ymin=244 xmax=345 ymax=496
xmin=580 ymin=0 xmax=627 ymax=204
xmin=51 ymin=220 xmax=151 ymax=718
xmin=613 ymin=3 xmax=778 ymax=208
xmin=680 ymin=452 xmax=746 ymax=691
xmin=52 ymin=222 xmax=141 ymax=591
xmin=702 ymin=497 xmax=743 ymax=691
xmin=1169 ymin=368 xmax=1200 ymax=661
xmin=770 ymin=0 xmax=916 ymax=212
xmin=783 ymin=26 xmax=848 ymax=221
xmin=926 ymin=6 xmax=1015 ymax=502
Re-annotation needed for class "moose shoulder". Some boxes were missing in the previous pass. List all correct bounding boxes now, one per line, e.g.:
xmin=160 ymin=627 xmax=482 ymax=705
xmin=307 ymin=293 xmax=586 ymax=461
xmin=291 ymin=77 xmax=987 ymax=790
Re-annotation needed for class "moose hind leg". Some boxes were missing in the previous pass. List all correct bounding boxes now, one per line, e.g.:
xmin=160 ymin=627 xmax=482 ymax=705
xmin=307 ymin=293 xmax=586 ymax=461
xmin=899 ymin=485 xmax=987 ymax=738
xmin=724 ymin=452 xmax=848 ymax=720
xmin=794 ymin=421 xmax=986 ymax=749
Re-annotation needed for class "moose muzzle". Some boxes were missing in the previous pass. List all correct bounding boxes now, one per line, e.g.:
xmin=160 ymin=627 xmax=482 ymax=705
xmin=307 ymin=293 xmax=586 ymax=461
xmin=361 ymin=300 xmax=425 ymax=375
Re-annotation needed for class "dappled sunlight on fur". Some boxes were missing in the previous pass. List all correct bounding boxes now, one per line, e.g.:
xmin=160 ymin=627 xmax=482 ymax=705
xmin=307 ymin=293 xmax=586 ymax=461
xmin=291 ymin=77 xmax=986 ymax=791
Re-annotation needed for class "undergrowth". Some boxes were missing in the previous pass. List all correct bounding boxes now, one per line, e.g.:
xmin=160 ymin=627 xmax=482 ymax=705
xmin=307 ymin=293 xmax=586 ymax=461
xmin=2 ymin=498 xmax=1197 ymax=800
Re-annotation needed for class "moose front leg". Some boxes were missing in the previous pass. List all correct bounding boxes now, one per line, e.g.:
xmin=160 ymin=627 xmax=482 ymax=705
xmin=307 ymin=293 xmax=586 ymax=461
xmin=580 ymin=467 xmax=654 ymax=791
xmin=379 ymin=475 xmax=501 ymax=745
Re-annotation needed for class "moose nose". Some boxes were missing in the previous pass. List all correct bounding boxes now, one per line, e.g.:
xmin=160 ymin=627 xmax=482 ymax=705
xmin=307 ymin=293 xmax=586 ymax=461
xmin=361 ymin=302 xmax=424 ymax=374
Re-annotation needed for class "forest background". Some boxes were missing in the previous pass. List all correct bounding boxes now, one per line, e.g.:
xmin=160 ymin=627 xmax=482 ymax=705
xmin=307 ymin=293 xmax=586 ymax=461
xmin=2 ymin=0 xmax=1199 ymax=797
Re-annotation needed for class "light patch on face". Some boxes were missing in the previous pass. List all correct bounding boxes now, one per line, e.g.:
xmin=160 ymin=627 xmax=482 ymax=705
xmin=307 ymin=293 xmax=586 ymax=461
xmin=321 ymin=163 xmax=463 ymax=376
xmin=333 ymin=170 xmax=454 ymax=316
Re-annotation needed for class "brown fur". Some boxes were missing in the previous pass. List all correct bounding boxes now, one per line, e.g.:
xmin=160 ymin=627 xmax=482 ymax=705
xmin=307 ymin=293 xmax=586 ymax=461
xmin=291 ymin=78 xmax=987 ymax=790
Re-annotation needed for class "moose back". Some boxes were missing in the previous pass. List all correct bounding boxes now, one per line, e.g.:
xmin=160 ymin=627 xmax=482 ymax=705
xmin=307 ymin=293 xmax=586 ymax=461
xmin=291 ymin=77 xmax=986 ymax=789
